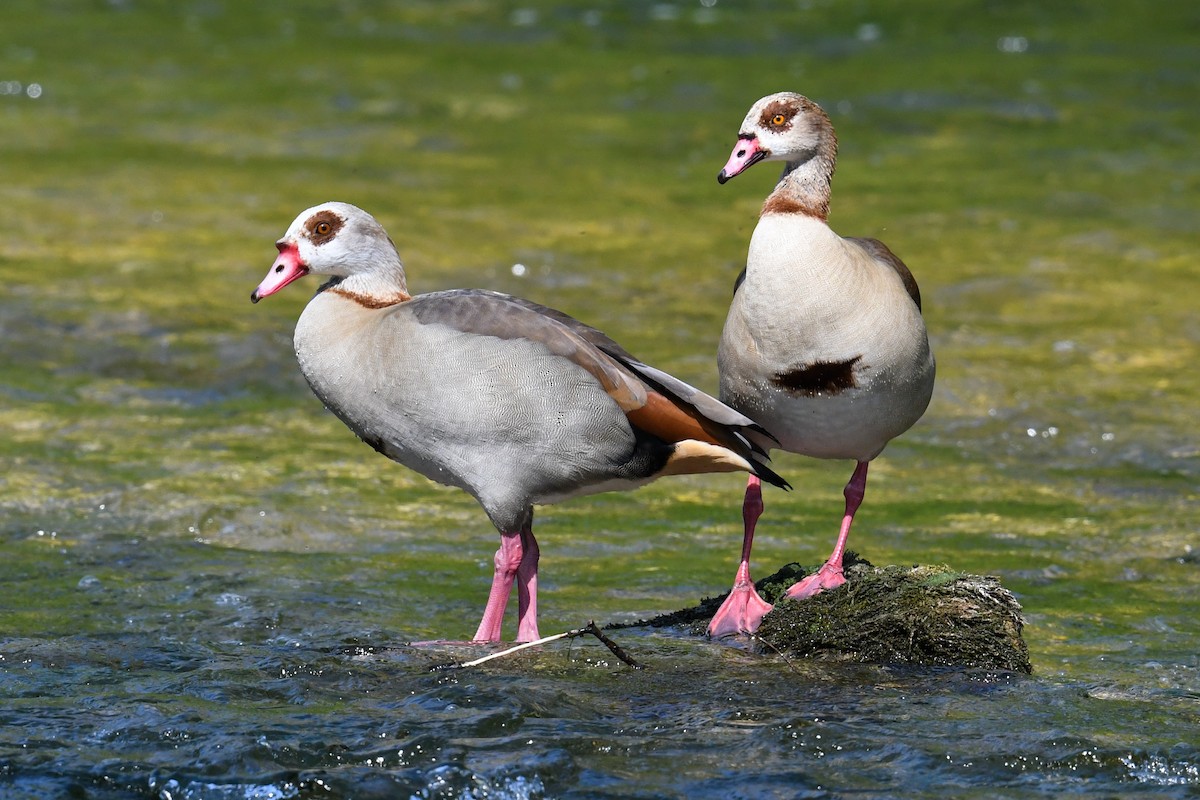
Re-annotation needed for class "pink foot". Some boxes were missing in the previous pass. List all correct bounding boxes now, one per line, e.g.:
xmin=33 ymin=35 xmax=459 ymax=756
xmin=782 ymin=461 xmax=868 ymax=601
xmin=514 ymin=526 xmax=541 ymax=643
xmin=472 ymin=520 xmax=542 ymax=643
xmin=783 ymin=561 xmax=846 ymax=600
xmin=707 ymin=580 xmax=773 ymax=637
xmin=708 ymin=475 xmax=771 ymax=637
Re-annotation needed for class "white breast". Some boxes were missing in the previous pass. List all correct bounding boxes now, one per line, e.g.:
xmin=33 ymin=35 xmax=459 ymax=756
xmin=718 ymin=214 xmax=935 ymax=460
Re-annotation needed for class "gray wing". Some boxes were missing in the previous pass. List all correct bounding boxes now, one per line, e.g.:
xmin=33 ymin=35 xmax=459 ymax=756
xmin=409 ymin=290 xmax=780 ymax=457
xmin=846 ymin=237 xmax=923 ymax=311
xmin=408 ymin=289 xmax=648 ymax=412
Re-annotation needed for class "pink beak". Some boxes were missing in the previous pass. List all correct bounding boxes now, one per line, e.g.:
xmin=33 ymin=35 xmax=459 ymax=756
xmin=717 ymin=135 xmax=767 ymax=184
xmin=250 ymin=242 xmax=308 ymax=303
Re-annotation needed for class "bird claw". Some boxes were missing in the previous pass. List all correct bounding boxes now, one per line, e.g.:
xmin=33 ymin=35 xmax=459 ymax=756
xmin=783 ymin=562 xmax=846 ymax=600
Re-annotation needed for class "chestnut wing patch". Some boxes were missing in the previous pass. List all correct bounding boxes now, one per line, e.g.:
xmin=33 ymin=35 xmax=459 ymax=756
xmin=773 ymin=356 xmax=862 ymax=396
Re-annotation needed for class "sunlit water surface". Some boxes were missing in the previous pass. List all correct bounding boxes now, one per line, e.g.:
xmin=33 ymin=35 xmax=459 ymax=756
xmin=2 ymin=2 xmax=1197 ymax=797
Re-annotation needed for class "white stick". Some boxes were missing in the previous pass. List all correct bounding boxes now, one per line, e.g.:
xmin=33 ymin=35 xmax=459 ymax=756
xmin=456 ymin=629 xmax=578 ymax=668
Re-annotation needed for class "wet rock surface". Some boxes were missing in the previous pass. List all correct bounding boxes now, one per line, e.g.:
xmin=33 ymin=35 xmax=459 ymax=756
xmin=623 ymin=553 xmax=1032 ymax=674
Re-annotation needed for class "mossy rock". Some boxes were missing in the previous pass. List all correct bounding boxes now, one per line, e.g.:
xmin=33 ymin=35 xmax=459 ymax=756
xmin=623 ymin=553 xmax=1032 ymax=674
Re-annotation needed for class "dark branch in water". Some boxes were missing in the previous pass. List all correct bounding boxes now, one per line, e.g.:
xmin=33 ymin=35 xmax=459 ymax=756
xmin=580 ymin=620 xmax=643 ymax=669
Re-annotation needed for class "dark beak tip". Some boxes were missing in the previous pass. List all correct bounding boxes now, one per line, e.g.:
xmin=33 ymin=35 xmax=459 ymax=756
xmin=717 ymin=170 xmax=730 ymax=185
xmin=250 ymin=290 xmax=261 ymax=304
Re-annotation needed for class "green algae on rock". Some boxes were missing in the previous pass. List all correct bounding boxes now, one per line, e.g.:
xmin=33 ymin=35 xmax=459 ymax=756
xmin=629 ymin=554 xmax=1032 ymax=674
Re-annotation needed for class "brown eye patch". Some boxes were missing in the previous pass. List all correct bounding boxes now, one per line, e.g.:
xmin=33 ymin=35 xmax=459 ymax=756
xmin=305 ymin=210 xmax=344 ymax=245
xmin=758 ymin=99 xmax=797 ymax=131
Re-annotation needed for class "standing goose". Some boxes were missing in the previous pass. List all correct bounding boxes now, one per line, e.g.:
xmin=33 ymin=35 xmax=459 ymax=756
xmin=251 ymin=202 xmax=789 ymax=643
xmin=707 ymin=92 xmax=936 ymax=637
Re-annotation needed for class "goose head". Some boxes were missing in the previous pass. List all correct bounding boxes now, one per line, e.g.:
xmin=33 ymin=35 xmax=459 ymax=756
xmin=717 ymin=92 xmax=836 ymax=184
xmin=251 ymin=202 xmax=406 ymax=303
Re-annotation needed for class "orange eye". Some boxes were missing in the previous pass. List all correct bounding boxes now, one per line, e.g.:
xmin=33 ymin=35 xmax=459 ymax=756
xmin=315 ymin=221 xmax=332 ymax=236
xmin=771 ymin=114 xmax=787 ymax=126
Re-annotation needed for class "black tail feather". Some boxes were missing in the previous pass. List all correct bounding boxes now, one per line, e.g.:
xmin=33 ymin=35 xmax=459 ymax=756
xmin=753 ymin=459 xmax=791 ymax=491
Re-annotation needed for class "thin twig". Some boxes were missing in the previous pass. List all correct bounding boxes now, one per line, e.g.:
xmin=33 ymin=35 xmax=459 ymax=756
xmin=430 ymin=629 xmax=579 ymax=671
xmin=750 ymin=632 xmax=800 ymax=674
xmin=429 ymin=621 xmax=643 ymax=671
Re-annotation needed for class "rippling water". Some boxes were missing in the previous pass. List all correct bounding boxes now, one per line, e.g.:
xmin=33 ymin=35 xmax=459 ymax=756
xmin=2 ymin=1 xmax=1197 ymax=797
xmin=4 ymin=623 xmax=1199 ymax=797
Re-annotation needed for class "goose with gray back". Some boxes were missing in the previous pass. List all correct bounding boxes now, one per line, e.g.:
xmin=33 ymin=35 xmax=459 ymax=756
xmin=707 ymin=92 xmax=936 ymax=637
xmin=251 ymin=202 xmax=789 ymax=643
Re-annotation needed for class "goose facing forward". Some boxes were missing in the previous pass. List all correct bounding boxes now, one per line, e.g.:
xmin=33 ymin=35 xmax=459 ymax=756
xmin=251 ymin=202 xmax=789 ymax=643
xmin=708 ymin=92 xmax=936 ymax=637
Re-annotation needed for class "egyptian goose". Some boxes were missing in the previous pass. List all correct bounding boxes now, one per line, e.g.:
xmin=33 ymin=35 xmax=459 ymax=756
xmin=706 ymin=92 xmax=936 ymax=637
xmin=251 ymin=202 xmax=789 ymax=643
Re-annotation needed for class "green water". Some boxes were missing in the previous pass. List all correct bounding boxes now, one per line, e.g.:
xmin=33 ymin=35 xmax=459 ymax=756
xmin=2 ymin=1 xmax=1197 ymax=797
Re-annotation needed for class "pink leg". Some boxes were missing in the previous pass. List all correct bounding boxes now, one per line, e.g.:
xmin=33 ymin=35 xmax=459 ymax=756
xmin=472 ymin=530 xmax=524 ymax=642
xmin=785 ymin=460 xmax=868 ymax=600
xmin=707 ymin=475 xmax=774 ymax=637
xmin=515 ymin=525 xmax=541 ymax=643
